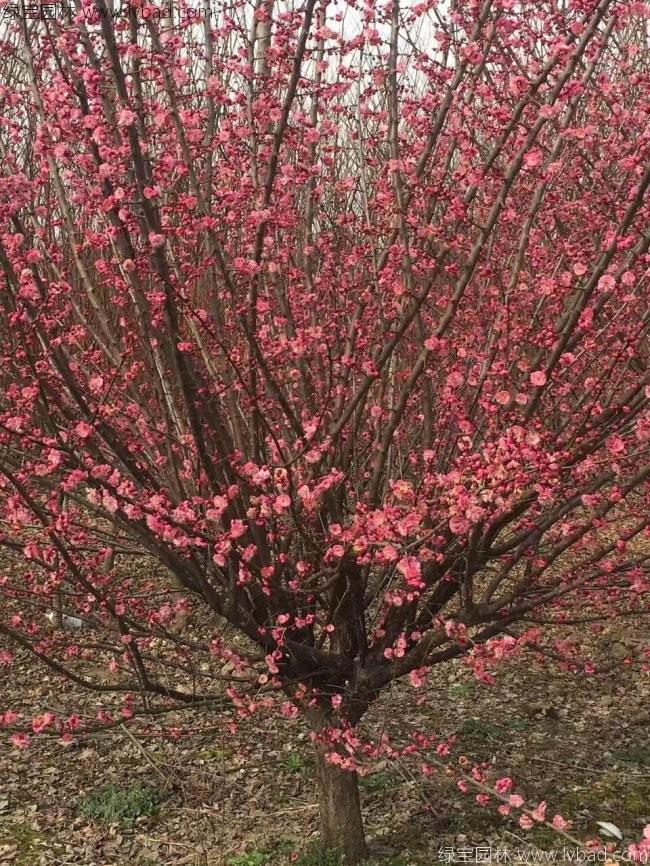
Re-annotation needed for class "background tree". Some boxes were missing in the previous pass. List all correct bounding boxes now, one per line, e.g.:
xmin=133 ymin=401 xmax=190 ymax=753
xmin=0 ymin=0 xmax=648 ymax=860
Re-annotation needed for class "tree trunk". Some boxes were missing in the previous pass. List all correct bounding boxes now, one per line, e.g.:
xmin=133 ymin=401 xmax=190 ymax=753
xmin=311 ymin=736 xmax=368 ymax=863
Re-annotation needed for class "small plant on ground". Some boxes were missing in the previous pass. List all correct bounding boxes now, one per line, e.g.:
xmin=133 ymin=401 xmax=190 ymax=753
xmin=293 ymin=843 xmax=343 ymax=866
xmin=359 ymin=770 xmax=402 ymax=795
xmin=610 ymin=745 xmax=650 ymax=766
xmin=227 ymin=839 xmax=296 ymax=866
xmin=77 ymin=783 xmax=161 ymax=827
xmin=227 ymin=852 xmax=272 ymax=866
xmin=459 ymin=718 xmax=505 ymax=742
xmin=447 ymin=684 xmax=476 ymax=699
xmin=505 ymin=717 xmax=530 ymax=733
xmin=282 ymin=751 xmax=307 ymax=773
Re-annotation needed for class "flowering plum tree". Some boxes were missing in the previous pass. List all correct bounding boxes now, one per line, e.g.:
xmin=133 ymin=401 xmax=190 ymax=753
xmin=0 ymin=0 xmax=649 ymax=859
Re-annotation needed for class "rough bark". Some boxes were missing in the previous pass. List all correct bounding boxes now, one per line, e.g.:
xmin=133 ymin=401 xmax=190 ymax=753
xmin=310 ymin=715 xmax=368 ymax=863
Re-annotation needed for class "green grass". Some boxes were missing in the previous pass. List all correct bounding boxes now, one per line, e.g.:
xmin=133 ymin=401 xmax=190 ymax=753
xmin=226 ymin=841 xmax=359 ymax=866
xmin=550 ymin=773 xmax=649 ymax=836
xmin=227 ymin=838 xmax=296 ymax=866
xmin=294 ymin=844 xmax=343 ymax=866
xmin=227 ymin=852 xmax=273 ymax=866
xmin=282 ymin=751 xmax=308 ymax=773
xmin=504 ymin=716 xmax=530 ymax=732
xmin=0 ymin=821 xmax=59 ymax=866
xmin=458 ymin=718 xmax=505 ymax=741
xmin=457 ymin=716 xmax=529 ymax=743
xmin=198 ymin=745 xmax=234 ymax=762
xmin=359 ymin=769 xmax=402 ymax=794
xmin=609 ymin=744 xmax=650 ymax=766
xmin=447 ymin=683 xmax=476 ymax=699
xmin=77 ymin=783 xmax=161 ymax=827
